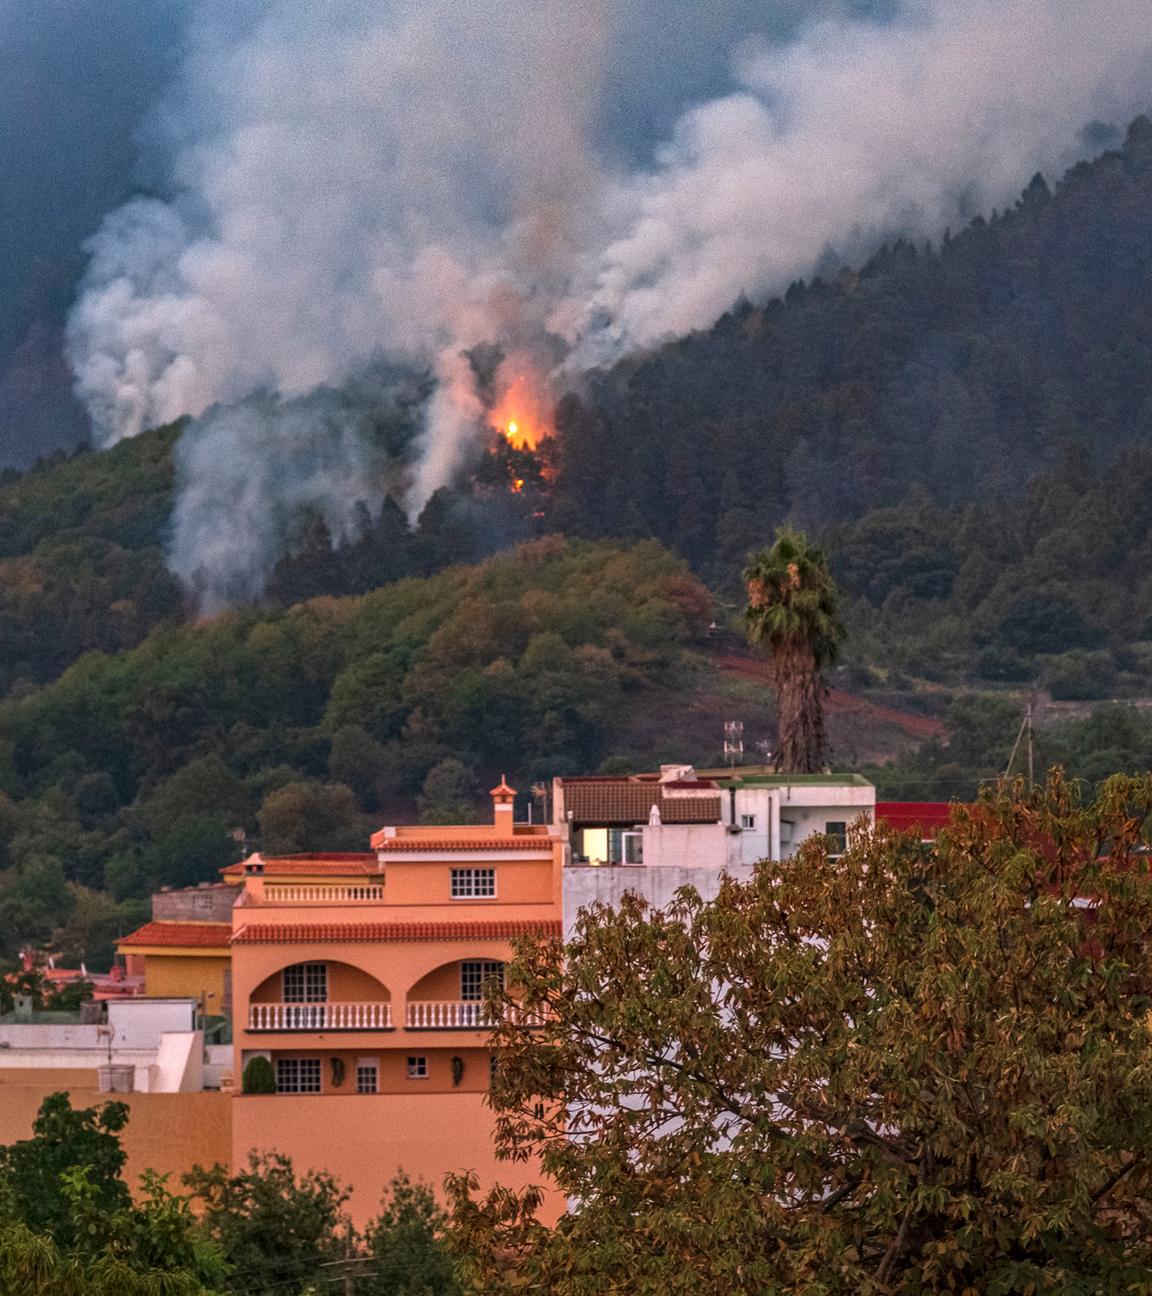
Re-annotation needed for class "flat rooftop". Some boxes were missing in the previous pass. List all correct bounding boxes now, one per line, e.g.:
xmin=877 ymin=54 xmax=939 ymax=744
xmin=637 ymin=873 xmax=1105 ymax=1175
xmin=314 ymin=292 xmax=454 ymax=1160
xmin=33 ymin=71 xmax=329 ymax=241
xmin=705 ymin=772 xmax=874 ymax=789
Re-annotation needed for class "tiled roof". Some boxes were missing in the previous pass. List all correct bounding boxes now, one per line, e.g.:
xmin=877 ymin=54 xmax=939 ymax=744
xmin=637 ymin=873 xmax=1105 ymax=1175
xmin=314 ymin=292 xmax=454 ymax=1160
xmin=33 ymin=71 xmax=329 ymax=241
xmin=118 ymin=921 xmax=233 ymax=949
xmin=231 ymin=920 xmax=562 ymax=945
xmin=373 ymin=837 xmax=554 ymax=852
xmin=876 ymin=802 xmax=954 ymax=835
xmin=221 ymin=854 xmax=380 ymax=878
xmin=561 ymin=781 xmax=722 ymax=825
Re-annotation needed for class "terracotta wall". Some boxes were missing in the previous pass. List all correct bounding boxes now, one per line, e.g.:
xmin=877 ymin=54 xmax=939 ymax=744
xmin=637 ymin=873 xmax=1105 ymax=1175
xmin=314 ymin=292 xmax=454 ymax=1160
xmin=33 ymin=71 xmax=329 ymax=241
xmin=232 ymin=1089 xmax=563 ymax=1229
xmin=0 ymin=1070 xmax=232 ymax=1189
xmin=261 ymin=1046 xmax=491 ymax=1095
xmin=383 ymin=856 xmax=558 ymax=907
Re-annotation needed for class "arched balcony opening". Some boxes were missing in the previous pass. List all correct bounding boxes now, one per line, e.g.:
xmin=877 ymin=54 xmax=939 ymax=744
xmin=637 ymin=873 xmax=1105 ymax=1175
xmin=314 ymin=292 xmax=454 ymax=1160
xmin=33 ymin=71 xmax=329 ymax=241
xmin=247 ymin=960 xmax=393 ymax=1031
xmin=405 ymin=959 xmax=539 ymax=1029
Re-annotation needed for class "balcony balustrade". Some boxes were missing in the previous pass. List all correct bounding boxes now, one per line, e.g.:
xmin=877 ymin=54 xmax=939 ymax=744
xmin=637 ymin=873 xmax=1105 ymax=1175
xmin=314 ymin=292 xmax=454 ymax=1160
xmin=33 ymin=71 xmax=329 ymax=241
xmin=263 ymin=885 xmax=385 ymax=903
xmin=404 ymin=1000 xmax=545 ymax=1029
xmin=248 ymin=1001 xmax=393 ymax=1031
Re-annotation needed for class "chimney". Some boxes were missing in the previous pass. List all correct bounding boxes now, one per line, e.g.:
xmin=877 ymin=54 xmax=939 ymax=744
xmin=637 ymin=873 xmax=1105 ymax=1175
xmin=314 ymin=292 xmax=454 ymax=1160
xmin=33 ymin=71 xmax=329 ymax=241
xmin=490 ymin=775 xmax=516 ymax=834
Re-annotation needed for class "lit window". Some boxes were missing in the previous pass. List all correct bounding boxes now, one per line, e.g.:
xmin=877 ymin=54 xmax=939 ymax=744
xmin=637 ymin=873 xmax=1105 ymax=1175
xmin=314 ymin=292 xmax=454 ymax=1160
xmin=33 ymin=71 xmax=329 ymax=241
xmin=276 ymin=1058 xmax=322 ymax=1093
xmin=356 ymin=1059 xmax=379 ymax=1094
xmin=825 ymin=821 xmax=847 ymax=855
xmin=451 ymin=868 xmax=496 ymax=899
xmin=407 ymin=1056 xmax=427 ymax=1079
xmin=282 ymin=963 xmax=327 ymax=1003
xmin=461 ymin=960 xmax=504 ymax=1001
xmin=740 ymin=814 xmax=756 ymax=829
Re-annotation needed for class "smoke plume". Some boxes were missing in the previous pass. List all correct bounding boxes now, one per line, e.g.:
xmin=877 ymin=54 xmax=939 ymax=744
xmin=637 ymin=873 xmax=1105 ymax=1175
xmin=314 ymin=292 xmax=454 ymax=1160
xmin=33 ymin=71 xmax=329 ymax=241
xmin=65 ymin=0 xmax=1152 ymax=609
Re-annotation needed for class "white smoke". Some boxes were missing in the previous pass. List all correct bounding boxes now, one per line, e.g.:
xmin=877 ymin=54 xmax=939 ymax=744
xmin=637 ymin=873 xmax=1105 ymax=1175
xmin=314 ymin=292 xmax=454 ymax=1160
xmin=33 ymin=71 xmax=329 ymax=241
xmin=560 ymin=0 xmax=1152 ymax=363
xmin=168 ymin=389 xmax=385 ymax=615
xmin=66 ymin=0 xmax=1152 ymax=609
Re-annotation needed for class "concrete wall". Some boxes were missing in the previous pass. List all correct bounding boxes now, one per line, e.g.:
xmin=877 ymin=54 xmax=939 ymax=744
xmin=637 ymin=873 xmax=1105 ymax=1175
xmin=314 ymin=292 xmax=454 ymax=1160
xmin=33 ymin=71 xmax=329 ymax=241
xmin=107 ymin=999 xmax=195 ymax=1047
xmin=0 ymin=1070 xmax=231 ymax=1187
xmin=564 ymin=864 xmax=757 ymax=938
xmin=153 ymin=885 xmax=237 ymax=922
xmin=232 ymin=1090 xmax=562 ymax=1229
xmin=639 ymin=823 xmax=732 ymax=869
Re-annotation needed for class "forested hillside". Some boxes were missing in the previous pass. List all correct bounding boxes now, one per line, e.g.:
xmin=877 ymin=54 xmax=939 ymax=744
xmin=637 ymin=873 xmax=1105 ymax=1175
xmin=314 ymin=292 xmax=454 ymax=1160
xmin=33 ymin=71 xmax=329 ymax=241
xmin=5 ymin=117 xmax=1152 ymax=966
xmin=0 ymin=538 xmax=709 ymax=963
xmin=7 ymin=118 xmax=1152 ymax=700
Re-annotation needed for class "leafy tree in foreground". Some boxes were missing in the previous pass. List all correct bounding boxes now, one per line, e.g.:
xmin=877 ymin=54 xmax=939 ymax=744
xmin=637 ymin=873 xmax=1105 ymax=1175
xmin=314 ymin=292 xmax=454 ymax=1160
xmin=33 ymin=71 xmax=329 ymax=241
xmin=364 ymin=1173 xmax=461 ymax=1296
xmin=184 ymin=1152 xmax=354 ymax=1295
xmin=0 ymin=1096 xmax=226 ymax=1295
xmin=0 ymin=1092 xmax=131 ymax=1249
xmin=744 ymin=529 xmax=844 ymax=773
xmin=449 ymin=772 xmax=1152 ymax=1294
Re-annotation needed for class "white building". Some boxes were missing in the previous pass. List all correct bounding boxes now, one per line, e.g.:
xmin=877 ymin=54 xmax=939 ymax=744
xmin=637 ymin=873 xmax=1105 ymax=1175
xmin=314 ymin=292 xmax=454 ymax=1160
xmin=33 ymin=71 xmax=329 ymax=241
xmin=0 ymin=997 xmax=228 ymax=1092
xmin=554 ymin=765 xmax=875 ymax=933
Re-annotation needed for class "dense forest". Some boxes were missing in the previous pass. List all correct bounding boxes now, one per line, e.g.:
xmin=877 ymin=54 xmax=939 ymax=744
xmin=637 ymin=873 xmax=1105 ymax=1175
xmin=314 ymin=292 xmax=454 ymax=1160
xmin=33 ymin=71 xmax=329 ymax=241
xmin=5 ymin=120 xmax=1152 ymax=961
xmin=0 ymin=538 xmax=709 ymax=963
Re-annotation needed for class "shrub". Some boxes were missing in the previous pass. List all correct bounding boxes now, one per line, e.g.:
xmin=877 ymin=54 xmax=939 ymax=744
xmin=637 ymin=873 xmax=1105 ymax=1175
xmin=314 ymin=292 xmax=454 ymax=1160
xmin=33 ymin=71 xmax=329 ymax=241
xmin=1044 ymin=650 xmax=1117 ymax=701
xmin=242 ymin=1056 xmax=276 ymax=1095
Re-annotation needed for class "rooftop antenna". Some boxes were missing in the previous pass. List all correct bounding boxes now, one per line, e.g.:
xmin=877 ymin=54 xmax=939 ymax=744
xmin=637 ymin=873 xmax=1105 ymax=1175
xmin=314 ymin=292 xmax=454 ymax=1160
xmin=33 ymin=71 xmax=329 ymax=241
xmin=724 ymin=720 xmax=744 ymax=768
xmin=1003 ymin=700 xmax=1037 ymax=791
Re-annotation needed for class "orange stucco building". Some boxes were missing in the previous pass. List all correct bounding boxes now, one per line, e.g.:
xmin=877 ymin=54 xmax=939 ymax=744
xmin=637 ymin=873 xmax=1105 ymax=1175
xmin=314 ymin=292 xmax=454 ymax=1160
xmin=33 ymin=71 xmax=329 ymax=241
xmin=226 ymin=779 xmax=564 ymax=1226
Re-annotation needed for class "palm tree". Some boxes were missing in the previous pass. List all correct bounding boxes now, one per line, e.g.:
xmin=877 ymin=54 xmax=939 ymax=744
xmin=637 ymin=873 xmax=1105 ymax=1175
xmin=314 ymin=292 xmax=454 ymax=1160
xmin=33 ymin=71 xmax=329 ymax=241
xmin=743 ymin=530 xmax=844 ymax=774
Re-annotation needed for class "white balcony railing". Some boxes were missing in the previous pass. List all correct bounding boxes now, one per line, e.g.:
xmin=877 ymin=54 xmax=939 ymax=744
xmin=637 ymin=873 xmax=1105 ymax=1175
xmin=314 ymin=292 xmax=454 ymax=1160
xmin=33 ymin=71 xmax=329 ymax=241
xmin=248 ymin=1001 xmax=393 ymax=1031
xmin=263 ymin=885 xmax=384 ymax=903
xmin=404 ymin=1000 xmax=545 ymax=1029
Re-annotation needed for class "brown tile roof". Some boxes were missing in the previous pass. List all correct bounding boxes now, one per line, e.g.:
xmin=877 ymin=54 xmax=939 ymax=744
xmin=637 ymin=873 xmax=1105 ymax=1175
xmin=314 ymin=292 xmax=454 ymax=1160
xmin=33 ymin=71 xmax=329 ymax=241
xmin=118 ymin=921 xmax=233 ymax=949
xmin=373 ymin=837 xmax=555 ymax=853
xmin=221 ymin=854 xmax=381 ymax=878
xmin=230 ymin=920 xmax=561 ymax=945
xmin=561 ymin=781 xmax=722 ymax=825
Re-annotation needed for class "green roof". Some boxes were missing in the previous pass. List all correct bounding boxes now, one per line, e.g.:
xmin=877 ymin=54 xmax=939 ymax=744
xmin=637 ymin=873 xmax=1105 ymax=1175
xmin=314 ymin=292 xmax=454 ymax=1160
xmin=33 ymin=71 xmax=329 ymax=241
xmin=699 ymin=769 xmax=874 ymax=790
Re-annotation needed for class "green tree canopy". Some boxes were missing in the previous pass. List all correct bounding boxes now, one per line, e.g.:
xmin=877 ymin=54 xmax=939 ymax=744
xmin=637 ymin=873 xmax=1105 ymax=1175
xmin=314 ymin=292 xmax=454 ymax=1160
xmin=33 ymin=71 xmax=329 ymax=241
xmin=184 ymin=1152 xmax=353 ymax=1296
xmin=451 ymin=772 xmax=1152 ymax=1294
xmin=0 ymin=1092 xmax=130 ymax=1249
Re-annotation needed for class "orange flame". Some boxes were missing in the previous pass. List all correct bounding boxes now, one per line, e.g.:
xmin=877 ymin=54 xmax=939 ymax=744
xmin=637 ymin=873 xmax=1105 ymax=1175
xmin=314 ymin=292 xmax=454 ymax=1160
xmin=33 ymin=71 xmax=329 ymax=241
xmin=490 ymin=362 xmax=554 ymax=450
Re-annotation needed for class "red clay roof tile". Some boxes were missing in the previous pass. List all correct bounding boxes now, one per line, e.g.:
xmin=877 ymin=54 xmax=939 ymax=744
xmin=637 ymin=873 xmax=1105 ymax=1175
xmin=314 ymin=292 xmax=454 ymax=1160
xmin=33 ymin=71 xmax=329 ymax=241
xmin=373 ymin=837 xmax=555 ymax=852
xmin=118 ymin=921 xmax=233 ymax=949
xmin=230 ymin=920 xmax=561 ymax=945
xmin=221 ymin=854 xmax=381 ymax=878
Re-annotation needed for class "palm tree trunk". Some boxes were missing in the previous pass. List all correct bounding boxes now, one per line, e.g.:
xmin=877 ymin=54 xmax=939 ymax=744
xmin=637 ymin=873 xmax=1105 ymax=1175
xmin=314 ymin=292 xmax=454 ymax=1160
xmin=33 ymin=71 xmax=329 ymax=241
xmin=772 ymin=640 xmax=827 ymax=773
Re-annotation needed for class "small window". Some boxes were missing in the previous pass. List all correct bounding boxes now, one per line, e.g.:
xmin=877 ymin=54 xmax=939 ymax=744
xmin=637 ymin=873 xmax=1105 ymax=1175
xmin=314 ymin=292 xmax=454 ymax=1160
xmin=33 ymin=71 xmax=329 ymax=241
xmin=356 ymin=1059 xmax=379 ymax=1094
xmin=451 ymin=868 xmax=496 ymax=899
xmin=282 ymin=963 xmax=327 ymax=1003
xmin=740 ymin=814 xmax=756 ymax=829
xmin=276 ymin=1057 xmax=322 ymax=1093
xmin=407 ymin=1055 xmax=427 ymax=1079
xmin=461 ymin=960 xmax=504 ymax=1002
xmin=825 ymin=821 xmax=847 ymax=854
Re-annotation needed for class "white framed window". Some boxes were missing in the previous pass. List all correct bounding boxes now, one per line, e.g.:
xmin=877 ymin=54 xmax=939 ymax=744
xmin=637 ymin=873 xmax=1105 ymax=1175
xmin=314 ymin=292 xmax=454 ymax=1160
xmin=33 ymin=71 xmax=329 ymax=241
xmin=451 ymin=867 xmax=496 ymax=899
xmin=407 ymin=1055 xmax=427 ymax=1079
xmin=461 ymin=960 xmax=504 ymax=1002
xmin=740 ymin=814 xmax=756 ymax=829
xmin=276 ymin=1057 xmax=322 ymax=1093
xmin=282 ymin=963 xmax=327 ymax=1003
xmin=356 ymin=1058 xmax=379 ymax=1094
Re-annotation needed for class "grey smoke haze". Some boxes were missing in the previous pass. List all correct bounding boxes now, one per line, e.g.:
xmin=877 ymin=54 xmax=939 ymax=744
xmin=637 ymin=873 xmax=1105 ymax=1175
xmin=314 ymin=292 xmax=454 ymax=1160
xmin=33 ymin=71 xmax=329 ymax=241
xmin=0 ymin=0 xmax=191 ymax=464
xmin=63 ymin=0 xmax=1152 ymax=609
xmin=169 ymin=383 xmax=390 ymax=615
